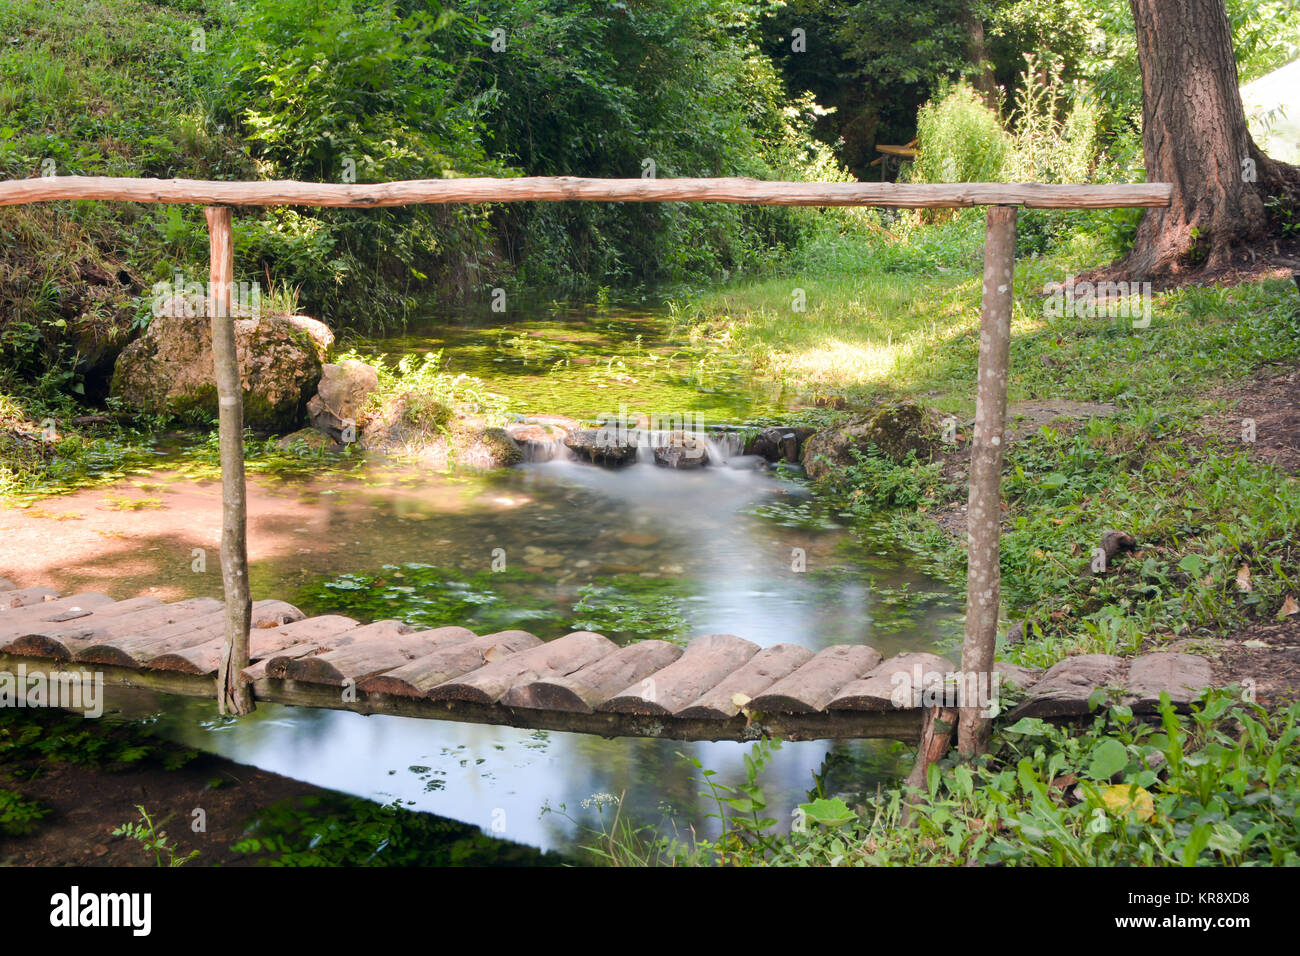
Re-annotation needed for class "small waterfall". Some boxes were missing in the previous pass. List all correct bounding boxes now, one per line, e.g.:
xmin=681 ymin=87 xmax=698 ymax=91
xmin=702 ymin=431 xmax=746 ymax=465
xmin=518 ymin=438 xmax=573 ymax=463
xmin=512 ymin=429 xmax=575 ymax=463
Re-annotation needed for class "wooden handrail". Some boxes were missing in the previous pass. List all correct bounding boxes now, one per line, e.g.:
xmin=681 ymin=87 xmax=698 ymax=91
xmin=0 ymin=175 xmax=1172 ymax=209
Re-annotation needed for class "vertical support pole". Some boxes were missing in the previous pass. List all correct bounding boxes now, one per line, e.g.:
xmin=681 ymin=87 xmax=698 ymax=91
xmin=205 ymin=205 xmax=254 ymax=716
xmin=958 ymin=204 xmax=1017 ymax=757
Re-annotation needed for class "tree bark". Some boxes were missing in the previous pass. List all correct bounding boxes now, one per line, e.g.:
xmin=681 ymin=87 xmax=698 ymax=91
xmin=205 ymin=205 xmax=254 ymax=716
xmin=904 ymin=705 xmax=959 ymax=825
xmin=964 ymin=3 xmax=997 ymax=109
xmin=1122 ymin=0 xmax=1300 ymax=276
xmin=958 ymin=204 xmax=1016 ymax=757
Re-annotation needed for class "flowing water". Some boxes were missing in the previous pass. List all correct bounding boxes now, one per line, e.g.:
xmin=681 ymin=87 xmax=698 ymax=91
xmin=11 ymin=303 xmax=963 ymax=857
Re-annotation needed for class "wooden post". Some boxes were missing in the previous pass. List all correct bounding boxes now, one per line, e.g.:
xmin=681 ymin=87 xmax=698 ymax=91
xmin=205 ymin=205 xmax=254 ymax=716
xmin=903 ymin=704 xmax=958 ymax=824
xmin=958 ymin=204 xmax=1017 ymax=757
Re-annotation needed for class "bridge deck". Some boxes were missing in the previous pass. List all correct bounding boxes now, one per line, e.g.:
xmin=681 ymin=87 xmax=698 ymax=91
xmin=0 ymin=584 xmax=1214 ymax=741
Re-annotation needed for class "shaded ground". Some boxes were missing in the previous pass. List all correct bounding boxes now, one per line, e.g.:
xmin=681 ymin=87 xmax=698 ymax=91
xmin=3 ymin=749 xmax=322 ymax=866
xmin=1202 ymin=617 xmax=1300 ymax=709
xmin=1207 ymin=362 xmax=1300 ymax=474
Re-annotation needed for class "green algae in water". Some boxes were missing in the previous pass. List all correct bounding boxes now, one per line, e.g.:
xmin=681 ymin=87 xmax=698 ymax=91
xmin=352 ymin=304 xmax=789 ymax=423
xmin=300 ymin=564 xmax=565 ymax=635
xmin=298 ymin=563 xmax=695 ymax=644
xmin=570 ymin=574 xmax=691 ymax=645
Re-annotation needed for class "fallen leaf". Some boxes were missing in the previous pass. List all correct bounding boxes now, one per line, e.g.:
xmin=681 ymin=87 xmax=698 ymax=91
xmin=731 ymin=692 xmax=752 ymax=709
xmin=1281 ymin=595 xmax=1299 ymax=618
xmin=1236 ymin=565 xmax=1252 ymax=592
xmin=1100 ymin=784 xmax=1155 ymax=822
xmin=482 ymin=645 xmax=504 ymax=663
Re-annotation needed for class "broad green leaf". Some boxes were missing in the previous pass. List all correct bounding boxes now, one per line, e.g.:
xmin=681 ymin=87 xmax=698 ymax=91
xmin=798 ymin=797 xmax=855 ymax=828
xmin=1088 ymin=738 xmax=1129 ymax=780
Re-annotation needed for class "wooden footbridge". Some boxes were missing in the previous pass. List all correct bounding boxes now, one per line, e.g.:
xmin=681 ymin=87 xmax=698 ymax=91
xmin=0 ymin=173 xmax=1174 ymax=759
xmin=0 ymin=582 xmax=1213 ymax=742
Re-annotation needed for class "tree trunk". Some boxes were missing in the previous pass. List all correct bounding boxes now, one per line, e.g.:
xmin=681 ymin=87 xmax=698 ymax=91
xmin=1123 ymin=0 xmax=1300 ymax=276
xmin=964 ymin=4 xmax=997 ymax=109
xmin=205 ymin=205 xmax=254 ymax=716
xmin=958 ymin=204 xmax=1016 ymax=757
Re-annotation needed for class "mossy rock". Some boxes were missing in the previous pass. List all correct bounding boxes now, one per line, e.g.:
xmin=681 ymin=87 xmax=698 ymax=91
xmin=803 ymin=400 xmax=941 ymax=480
xmin=110 ymin=313 xmax=330 ymax=431
xmin=360 ymin=393 xmax=521 ymax=469
xmin=275 ymin=427 xmax=339 ymax=452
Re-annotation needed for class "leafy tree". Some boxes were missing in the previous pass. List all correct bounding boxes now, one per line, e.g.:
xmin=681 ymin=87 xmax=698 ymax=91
xmin=460 ymin=0 xmax=832 ymax=286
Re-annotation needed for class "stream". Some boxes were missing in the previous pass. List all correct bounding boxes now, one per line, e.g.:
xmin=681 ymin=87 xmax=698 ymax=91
xmin=8 ymin=303 xmax=964 ymax=856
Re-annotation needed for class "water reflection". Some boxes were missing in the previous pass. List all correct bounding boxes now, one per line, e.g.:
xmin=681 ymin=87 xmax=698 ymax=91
xmin=144 ymin=694 xmax=908 ymax=855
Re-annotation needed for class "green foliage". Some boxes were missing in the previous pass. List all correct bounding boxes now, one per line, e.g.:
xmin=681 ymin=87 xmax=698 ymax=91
xmin=465 ymin=0 xmax=844 ymax=290
xmin=837 ymin=446 xmax=949 ymax=511
xmin=796 ymin=692 xmax=1300 ymax=866
xmin=207 ymin=0 xmax=504 ymax=319
xmin=0 ymin=708 xmax=197 ymax=772
xmin=761 ymin=0 xmax=970 ymax=176
xmin=112 ymin=805 xmax=200 ymax=867
xmin=0 ymin=787 xmax=49 ymax=836
xmin=358 ymin=349 xmax=514 ymax=426
xmin=561 ymin=737 xmax=788 ymax=865
xmin=683 ymin=737 xmax=785 ymax=862
xmin=582 ymin=692 xmax=1300 ymax=866
xmin=910 ymin=82 xmax=1009 ymax=186
xmin=232 ymin=794 xmax=562 ymax=866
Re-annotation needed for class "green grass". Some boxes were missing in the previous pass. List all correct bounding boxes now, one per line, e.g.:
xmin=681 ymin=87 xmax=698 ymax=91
xmin=564 ymin=211 xmax=1300 ymax=867
xmin=672 ymin=211 xmax=1300 ymax=417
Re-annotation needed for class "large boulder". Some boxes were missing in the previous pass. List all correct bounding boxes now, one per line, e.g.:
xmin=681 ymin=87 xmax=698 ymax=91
xmin=307 ymin=360 xmax=380 ymax=440
xmin=803 ymin=401 xmax=940 ymax=480
xmin=111 ymin=309 xmax=331 ymax=431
